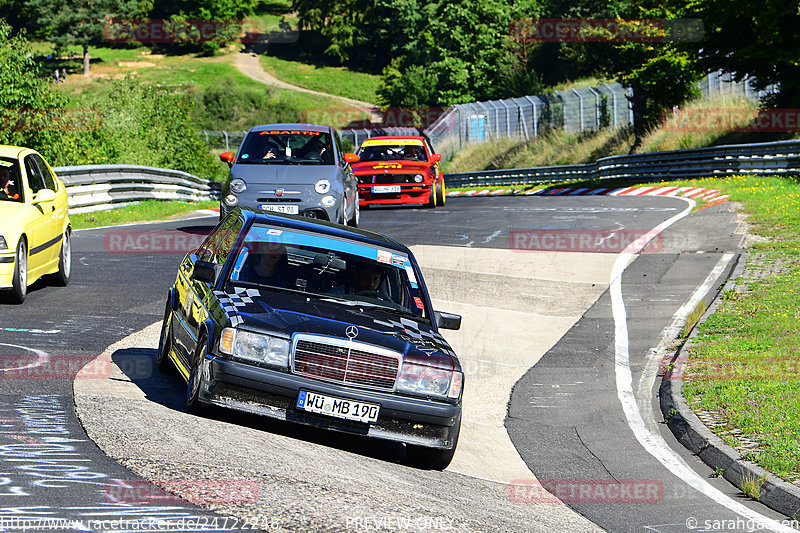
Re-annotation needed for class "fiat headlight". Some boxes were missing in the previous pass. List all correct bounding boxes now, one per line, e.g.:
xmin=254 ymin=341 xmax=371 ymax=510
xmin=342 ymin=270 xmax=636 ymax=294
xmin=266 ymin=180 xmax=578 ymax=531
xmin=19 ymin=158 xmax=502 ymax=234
xmin=315 ymin=179 xmax=331 ymax=194
xmin=224 ymin=194 xmax=238 ymax=207
xmin=230 ymin=179 xmax=246 ymax=193
xmin=219 ymin=328 xmax=290 ymax=367
xmin=414 ymin=174 xmax=424 ymax=183
xmin=397 ymin=362 xmax=462 ymax=399
xmin=321 ymin=195 xmax=336 ymax=207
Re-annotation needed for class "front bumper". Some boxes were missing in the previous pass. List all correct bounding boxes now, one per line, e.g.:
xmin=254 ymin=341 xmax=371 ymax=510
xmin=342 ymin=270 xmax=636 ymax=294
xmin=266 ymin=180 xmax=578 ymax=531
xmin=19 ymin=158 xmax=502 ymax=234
xmin=0 ymin=254 xmax=15 ymax=288
xmin=200 ymin=356 xmax=461 ymax=449
xmin=357 ymin=184 xmax=432 ymax=206
xmin=223 ymin=189 xmax=340 ymax=222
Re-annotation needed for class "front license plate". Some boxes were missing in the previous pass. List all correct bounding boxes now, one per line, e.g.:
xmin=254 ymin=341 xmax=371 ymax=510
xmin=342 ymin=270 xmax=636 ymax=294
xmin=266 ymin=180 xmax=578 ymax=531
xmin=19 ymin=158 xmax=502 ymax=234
xmin=372 ymin=185 xmax=401 ymax=193
xmin=296 ymin=390 xmax=380 ymax=424
xmin=259 ymin=204 xmax=299 ymax=215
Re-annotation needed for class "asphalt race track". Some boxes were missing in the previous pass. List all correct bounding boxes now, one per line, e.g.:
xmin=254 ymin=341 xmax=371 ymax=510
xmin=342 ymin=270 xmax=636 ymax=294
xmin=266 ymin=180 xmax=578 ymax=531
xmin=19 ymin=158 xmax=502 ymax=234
xmin=0 ymin=196 xmax=795 ymax=532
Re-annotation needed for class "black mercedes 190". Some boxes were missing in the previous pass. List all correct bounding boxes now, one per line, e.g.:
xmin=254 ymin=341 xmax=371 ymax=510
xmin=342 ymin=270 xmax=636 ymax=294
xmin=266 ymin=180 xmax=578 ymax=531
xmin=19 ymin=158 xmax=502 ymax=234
xmin=158 ymin=207 xmax=463 ymax=469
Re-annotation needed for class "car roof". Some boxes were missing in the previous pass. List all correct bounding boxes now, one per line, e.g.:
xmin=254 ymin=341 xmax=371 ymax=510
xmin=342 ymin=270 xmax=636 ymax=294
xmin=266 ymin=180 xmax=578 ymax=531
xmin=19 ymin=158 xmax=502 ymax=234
xmin=238 ymin=208 xmax=411 ymax=254
xmin=0 ymin=145 xmax=29 ymax=158
xmin=360 ymin=136 xmax=426 ymax=142
xmin=248 ymin=124 xmax=334 ymax=134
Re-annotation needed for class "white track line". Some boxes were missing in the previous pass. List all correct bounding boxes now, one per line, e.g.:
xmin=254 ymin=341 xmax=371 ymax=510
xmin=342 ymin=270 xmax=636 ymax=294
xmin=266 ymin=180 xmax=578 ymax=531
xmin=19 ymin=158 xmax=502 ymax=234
xmin=610 ymin=199 xmax=794 ymax=532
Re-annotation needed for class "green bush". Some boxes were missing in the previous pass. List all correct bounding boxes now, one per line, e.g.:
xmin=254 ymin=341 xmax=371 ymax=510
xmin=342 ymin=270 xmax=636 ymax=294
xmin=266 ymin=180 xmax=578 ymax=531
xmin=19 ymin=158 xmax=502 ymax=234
xmin=190 ymin=78 xmax=297 ymax=131
xmin=56 ymin=79 xmax=226 ymax=180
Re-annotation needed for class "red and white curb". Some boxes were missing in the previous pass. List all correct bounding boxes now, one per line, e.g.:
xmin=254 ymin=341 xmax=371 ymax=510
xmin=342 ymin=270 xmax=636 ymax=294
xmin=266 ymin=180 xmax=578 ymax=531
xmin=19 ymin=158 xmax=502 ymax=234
xmin=447 ymin=186 xmax=728 ymax=205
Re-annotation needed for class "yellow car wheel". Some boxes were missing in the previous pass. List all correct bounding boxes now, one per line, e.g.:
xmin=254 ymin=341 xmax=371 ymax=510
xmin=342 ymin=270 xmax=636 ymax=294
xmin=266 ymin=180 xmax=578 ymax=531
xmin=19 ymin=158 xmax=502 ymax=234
xmin=9 ymin=239 xmax=27 ymax=304
xmin=51 ymin=230 xmax=71 ymax=286
xmin=435 ymin=179 xmax=446 ymax=206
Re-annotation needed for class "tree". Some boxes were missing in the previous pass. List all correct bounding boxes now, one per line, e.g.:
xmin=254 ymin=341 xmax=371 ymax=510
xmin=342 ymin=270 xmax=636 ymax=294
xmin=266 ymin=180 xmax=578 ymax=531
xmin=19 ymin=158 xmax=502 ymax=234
xmin=689 ymin=0 xmax=800 ymax=107
xmin=0 ymin=19 xmax=66 ymax=156
xmin=29 ymin=0 xmax=137 ymax=75
xmin=377 ymin=0 xmax=545 ymax=107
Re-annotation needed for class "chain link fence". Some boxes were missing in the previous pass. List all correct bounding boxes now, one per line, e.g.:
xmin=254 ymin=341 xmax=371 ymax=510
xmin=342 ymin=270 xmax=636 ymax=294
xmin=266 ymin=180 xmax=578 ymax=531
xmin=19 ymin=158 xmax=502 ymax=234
xmin=423 ymin=83 xmax=633 ymax=159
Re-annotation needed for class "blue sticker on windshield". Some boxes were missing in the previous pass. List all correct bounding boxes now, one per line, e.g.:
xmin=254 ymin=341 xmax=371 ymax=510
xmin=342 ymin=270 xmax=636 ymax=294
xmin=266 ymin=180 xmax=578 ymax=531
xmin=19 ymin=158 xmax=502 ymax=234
xmin=241 ymin=154 xmax=249 ymax=159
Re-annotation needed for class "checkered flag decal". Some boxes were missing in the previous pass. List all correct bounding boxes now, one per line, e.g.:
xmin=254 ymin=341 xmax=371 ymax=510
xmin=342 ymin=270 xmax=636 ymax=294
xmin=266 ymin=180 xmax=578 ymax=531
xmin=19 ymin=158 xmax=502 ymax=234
xmin=214 ymin=288 xmax=261 ymax=327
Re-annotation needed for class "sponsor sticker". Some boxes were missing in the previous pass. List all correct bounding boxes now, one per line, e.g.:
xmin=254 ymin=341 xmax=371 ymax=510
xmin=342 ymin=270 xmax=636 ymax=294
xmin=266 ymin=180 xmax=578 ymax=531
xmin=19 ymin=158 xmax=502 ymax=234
xmin=266 ymin=229 xmax=283 ymax=236
xmin=377 ymin=250 xmax=392 ymax=264
xmin=362 ymin=138 xmax=424 ymax=147
xmin=405 ymin=265 xmax=418 ymax=286
xmin=391 ymin=254 xmax=406 ymax=267
xmin=413 ymin=297 xmax=424 ymax=310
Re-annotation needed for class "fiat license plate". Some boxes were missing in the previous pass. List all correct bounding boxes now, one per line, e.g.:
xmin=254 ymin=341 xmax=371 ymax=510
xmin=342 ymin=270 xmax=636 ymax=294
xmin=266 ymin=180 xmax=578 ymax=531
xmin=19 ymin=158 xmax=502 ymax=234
xmin=296 ymin=390 xmax=380 ymax=423
xmin=259 ymin=204 xmax=299 ymax=215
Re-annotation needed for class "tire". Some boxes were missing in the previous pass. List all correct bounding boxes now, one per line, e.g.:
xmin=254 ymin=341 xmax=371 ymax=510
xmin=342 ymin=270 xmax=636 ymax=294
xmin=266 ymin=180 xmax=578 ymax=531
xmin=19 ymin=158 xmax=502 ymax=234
xmin=406 ymin=418 xmax=460 ymax=470
xmin=425 ymin=184 xmax=436 ymax=208
xmin=435 ymin=179 xmax=446 ymax=206
xmin=8 ymin=239 xmax=27 ymax=304
xmin=156 ymin=299 xmax=176 ymax=374
xmin=186 ymin=336 xmax=209 ymax=414
xmin=51 ymin=230 xmax=71 ymax=286
xmin=347 ymin=196 xmax=360 ymax=227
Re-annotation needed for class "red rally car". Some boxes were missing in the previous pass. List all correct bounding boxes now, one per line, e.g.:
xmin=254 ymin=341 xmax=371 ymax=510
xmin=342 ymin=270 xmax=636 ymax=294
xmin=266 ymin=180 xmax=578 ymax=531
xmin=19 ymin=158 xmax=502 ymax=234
xmin=352 ymin=136 xmax=446 ymax=208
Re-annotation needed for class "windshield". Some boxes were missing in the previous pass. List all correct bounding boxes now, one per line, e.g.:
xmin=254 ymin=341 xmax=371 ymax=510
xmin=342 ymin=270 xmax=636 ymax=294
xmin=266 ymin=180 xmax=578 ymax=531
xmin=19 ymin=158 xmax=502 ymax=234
xmin=237 ymin=129 xmax=335 ymax=165
xmin=357 ymin=140 xmax=427 ymax=162
xmin=0 ymin=158 xmax=23 ymax=202
xmin=228 ymin=224 xmax=428 ymax=320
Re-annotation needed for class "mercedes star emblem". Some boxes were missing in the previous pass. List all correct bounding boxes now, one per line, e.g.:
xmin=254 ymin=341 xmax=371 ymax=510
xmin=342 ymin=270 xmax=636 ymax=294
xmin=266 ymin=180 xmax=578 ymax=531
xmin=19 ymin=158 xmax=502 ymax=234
xmin=345 ymin=325 xmax=358 ymax=340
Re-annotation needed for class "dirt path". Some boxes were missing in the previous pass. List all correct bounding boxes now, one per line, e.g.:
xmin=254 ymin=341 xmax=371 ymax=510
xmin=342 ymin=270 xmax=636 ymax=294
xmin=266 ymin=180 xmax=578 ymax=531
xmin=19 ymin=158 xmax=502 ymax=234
xmin=234 ymin=52 xmax=382 ymax=122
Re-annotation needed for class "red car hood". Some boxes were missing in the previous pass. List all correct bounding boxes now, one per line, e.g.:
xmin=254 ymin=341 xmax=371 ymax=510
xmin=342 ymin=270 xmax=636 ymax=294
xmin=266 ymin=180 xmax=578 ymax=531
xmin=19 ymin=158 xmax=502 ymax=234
xmin=352 ymin=161 xmax=430 ymax=173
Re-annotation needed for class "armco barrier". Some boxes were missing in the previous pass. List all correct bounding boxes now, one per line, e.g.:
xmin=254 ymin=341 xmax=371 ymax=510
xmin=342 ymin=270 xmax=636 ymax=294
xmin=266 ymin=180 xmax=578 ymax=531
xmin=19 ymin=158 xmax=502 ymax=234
xmin=444 ymin=139 xmax=800 ymax=188
xmin=53 ymin=164 xmax=221 ymax=214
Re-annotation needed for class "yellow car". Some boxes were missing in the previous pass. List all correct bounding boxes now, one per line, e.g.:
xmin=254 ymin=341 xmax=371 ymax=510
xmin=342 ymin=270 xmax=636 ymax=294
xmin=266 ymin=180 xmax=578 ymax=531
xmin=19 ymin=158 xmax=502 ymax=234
xmin=0 ymin=145 xmax=71 ymax=303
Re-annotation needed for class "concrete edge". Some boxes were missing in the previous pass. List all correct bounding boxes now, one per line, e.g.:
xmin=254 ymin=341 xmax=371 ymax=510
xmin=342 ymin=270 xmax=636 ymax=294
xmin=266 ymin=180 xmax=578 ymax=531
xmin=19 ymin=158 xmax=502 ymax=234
xmin=659 ymin=252 xmax=800 ymax=519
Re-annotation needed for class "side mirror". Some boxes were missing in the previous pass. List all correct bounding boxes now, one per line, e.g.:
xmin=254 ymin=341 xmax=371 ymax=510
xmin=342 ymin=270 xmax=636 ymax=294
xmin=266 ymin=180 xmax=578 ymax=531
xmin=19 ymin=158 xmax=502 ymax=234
xmin=343 ymin=153 xmax=359 ymax=164
xmin=192 ymin=260 xmax=218 ymax=285
xmin=219 ymin=152 xmax=234 ymax=168
xmin=435 ymin=311 xmax=461 ymax=330
xmin=32 ymin=189 xmax=56 ymax=204
xmin=430 ymin=154 xmax=442 ymax=162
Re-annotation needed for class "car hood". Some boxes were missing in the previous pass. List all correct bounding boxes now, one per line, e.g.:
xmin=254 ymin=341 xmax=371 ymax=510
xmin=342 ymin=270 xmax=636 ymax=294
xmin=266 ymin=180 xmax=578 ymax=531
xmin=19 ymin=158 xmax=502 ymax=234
xmin=214 ymin=286 xmax=459 ymax=371
xmin=231 ymin=163 xmax=340 ymax=186
xmin=352 ymin=161 xmax=430 ymax=173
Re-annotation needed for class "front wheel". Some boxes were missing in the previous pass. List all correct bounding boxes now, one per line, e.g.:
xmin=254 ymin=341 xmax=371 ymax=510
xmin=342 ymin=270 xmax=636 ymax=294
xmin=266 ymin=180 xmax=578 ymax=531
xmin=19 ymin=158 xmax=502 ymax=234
xmin=7 ymin=240 xmax=27 ymax=304
xmin=425 ymin=184 xmax=436 ymax=208
xmin=51 ymin=230 xmax=71 ymax=286
xmin=347 ymin=196 xmax=360 ymax=227
xmin=435 ymin=179 xmax=446 ymax=206
xmin=406 ymin=418 xmax=460 ymax=470
xmin=156 ymin=298 xmax=175 ymax=374
xmin=186 ymin=337 xmax=209 ymax=414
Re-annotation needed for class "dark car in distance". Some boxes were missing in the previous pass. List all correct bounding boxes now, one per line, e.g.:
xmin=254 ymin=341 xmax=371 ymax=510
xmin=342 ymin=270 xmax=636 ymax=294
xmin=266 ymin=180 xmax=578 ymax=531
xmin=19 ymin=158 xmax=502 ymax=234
xmin=158 ymin=207 xmax=464 ymax=469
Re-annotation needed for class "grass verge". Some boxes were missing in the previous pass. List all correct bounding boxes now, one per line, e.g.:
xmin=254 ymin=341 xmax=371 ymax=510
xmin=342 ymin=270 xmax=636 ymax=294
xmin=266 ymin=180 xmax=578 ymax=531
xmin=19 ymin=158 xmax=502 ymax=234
xmin=260 ymin=55 xmax=380 ymax=104
xmin=71 ymin=200 xmax=217 ymax=229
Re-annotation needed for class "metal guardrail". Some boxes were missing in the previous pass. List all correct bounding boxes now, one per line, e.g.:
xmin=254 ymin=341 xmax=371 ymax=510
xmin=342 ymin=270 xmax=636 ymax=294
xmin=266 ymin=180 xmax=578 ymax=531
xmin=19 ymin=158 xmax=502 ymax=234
xmin=443 ymin=139 xmax=800 ymax=188
xmin=53 ymin=164 xmax=221 ymax=214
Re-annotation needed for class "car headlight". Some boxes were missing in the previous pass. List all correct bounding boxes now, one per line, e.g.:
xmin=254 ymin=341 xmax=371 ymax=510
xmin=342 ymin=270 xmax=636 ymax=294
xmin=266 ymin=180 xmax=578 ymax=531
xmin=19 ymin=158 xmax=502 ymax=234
xmin=315 ymin=179 xmax=331 ymax=194
xmin=0 ymin=236 xmax=6 ymax=250
xmin=230 ymin=179 xmax=246 ymax=193
xmin=397 ymin=362 xmax=462 ymax=399
xmin=219 ymin=328 xmax=290 ymax=367
xmin=224 ymin=194 xmax=239 ymax=207
xmin=414 ymin=174 xmax=424 ymax=183
xmin=321 ymin=195 xmax=336 ymax=207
